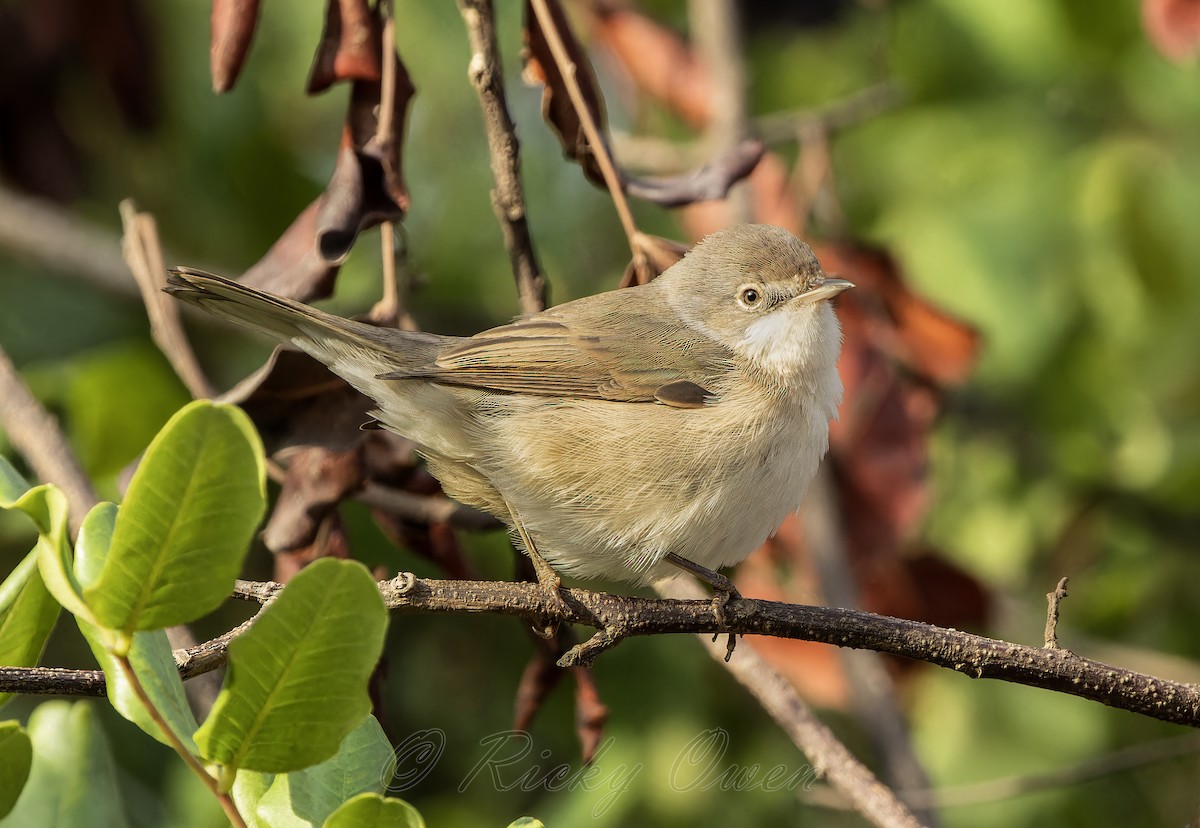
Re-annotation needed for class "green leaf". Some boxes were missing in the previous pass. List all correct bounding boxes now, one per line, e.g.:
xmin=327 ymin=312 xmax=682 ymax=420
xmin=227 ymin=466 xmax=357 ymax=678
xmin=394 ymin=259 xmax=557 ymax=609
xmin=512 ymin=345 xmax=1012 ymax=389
xmin=83 ymin=400 xmax=266 ymax=633
xmin=231 ymin=771 xmax=276 ymax=828
xmin=257 ymin=716 xmax=393 ymax=827
xmin=0 ymin=456 xmax=93 ymax=625
xmin=4 ymin=701 xmax=130 ymax=827
xmin=322 ymin=793 xmax=425 ymax=828
xmin=75 ymin=501 xmax=200 ymax=750
xmin=0 ymin=720 xmax=32 ymax=818
xmin=195 ymin=559 xmax=388 ymax=774
xmin=0 ymin=550 xmax=61 ymax=709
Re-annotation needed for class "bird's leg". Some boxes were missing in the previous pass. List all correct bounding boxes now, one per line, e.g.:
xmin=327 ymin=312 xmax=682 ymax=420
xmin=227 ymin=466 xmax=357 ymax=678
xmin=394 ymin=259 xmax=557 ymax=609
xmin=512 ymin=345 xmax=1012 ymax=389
xmin=665 ymin=552 xmax=741 ymax=660
xmin=504 ymin=498 xmax=570 ymax=636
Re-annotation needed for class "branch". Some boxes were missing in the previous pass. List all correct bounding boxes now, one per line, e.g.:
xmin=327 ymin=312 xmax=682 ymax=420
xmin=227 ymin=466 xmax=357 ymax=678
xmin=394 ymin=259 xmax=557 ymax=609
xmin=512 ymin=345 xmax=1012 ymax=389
xmin=458 ymin=0 xmax=547 ymax=314
xmin=0 ymin=184 xmax=136 ymax=297
xmin=659 ymin=576 xmax=925 ymax=828
xmin=0 ymin=614 xmax=256 ymax=698
xmin=0 ymin=344 xmax=99 ymax=534
xmin=8 ymin=574 xmax=1199 ymax=733
xmin=120 ymin=200 xmax=218 ymax=400
xmin=231 ymin=575 xmax=1200 ymax=729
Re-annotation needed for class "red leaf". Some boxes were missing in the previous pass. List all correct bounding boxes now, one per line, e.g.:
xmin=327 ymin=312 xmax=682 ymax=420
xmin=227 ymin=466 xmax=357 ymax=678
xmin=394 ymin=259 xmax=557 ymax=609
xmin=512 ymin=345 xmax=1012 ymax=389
xmin=589 ymin=2 xmax=712 ymax=128
xmin=1143 ymin=0 xmax=1200 ymax=61
xmin=210 ymin=0 xmax=261 ymax=93
xmin=308 ymin=0 xmax=382 ymax=93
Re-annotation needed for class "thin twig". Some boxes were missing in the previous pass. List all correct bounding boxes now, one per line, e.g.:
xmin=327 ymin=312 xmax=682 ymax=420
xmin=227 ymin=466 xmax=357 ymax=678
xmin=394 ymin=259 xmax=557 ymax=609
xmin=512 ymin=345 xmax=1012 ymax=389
xmin=357 ymin=482 xmax=502 ymax=531
xmin=0 ymin=184 xmax=136 ymax=297
xmin=803 ymin=468 xmax=938 ymax=824
xmin=0 ymin=345 xmax=99 ymax=535
xmin=0 ymin=614 xmax=258 ymax=698
xmin=528 ymin=0 xmax=641 ymax=259
xmin=659 ymin=577 xmax=926 ymax=828
xmin=458 ymin=0 xmax=547 ymax=314
xmin=755 ymin=82 xmax=904 ymax=146
xmin=688 ymin=0 xmax=751 ymax=223
xmin=1045 ymin=577 xmax=1070 ymax=649
xmin=372 ymin=0 xmax=404 ymax=326
xmin=120 ymin=200 xmax=217 ymax=399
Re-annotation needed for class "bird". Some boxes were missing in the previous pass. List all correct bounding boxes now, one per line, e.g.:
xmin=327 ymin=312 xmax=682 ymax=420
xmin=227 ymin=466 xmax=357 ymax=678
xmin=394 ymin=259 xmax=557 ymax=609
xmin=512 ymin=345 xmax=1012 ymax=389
xmin=167 ymin=224 xmax=852 ymax=622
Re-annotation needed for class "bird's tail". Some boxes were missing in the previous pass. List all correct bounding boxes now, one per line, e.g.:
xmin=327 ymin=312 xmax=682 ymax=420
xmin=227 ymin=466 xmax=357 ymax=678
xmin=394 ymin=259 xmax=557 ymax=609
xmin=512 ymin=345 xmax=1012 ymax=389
xmin=165 ymin=267 xmax=438 ymax=374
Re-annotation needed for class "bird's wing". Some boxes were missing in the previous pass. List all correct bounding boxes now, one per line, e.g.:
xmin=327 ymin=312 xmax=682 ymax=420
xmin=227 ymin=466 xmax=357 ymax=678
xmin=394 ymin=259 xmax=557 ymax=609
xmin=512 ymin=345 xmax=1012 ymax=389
xmin=379 ymin=309 xmax=729 ymax=406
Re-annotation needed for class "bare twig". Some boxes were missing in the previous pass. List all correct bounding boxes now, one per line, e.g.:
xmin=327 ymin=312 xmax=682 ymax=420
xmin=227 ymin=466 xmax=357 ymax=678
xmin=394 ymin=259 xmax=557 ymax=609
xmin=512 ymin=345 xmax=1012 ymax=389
xmin=370 ymin=0 xmax=409 ymax=328
xmin=0 ymin=185 xmax=135 ymax=297
xmin=755 ymin=82 xmax=904 ymax=146
xmin=458 ymin=0 xmax=547 ymax=314
xmin=688 ymin=0 xmax=751 ymax=223
xmin=0 ymin=345 xmax=99 ymax=535
xmin=660 ymin=577 xmax=926 ymax=828
xmin=1045 ymin=577 xmax=1070 ymax=649
xmin=803 ymin=468 xmax=938 ymax=824
xmin=120 ymin=200 xmax=217 ymax=399
xmin=0 ymin=614 xmax=257 ymax=698
xmin=356 ymin=482 xmax=502 ymax=531
xmin=904 ymin=732 xmax=1200 ymax=809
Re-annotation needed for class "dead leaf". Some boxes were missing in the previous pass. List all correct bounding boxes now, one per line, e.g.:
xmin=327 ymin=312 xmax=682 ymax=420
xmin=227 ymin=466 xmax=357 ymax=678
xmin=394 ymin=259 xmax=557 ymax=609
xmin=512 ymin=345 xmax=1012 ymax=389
xmin=1143 ymin=0 xmax=1200 ymax=61
xmin=262 ymin=444 xmax=365 ymax=555
xmin=308 ymin=0 xmax=381 ymax=93
xmin=210 ymin=0 xmax=261 ymax=93
xmin=240 ymin=41 xmax=415 ymax=300
xmin=523 ymin=0 xmax=609 ymax=185
xmin=588 ymin=1 xmax=712 ymax=129
xmin=622 ymin=139 xmax=765 ymax=208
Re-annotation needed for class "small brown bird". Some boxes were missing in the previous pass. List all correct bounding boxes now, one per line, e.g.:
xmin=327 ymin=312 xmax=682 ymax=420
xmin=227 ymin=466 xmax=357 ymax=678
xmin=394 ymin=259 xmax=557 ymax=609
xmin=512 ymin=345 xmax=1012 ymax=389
xmin=168 ymin=224 xmax=851 ymax=613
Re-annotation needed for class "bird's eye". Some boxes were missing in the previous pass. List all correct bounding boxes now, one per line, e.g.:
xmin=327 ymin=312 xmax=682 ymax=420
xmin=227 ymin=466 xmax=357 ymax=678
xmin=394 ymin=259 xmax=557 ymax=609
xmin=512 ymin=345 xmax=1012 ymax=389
xmin=738 ymin=286 xmax=762 ymax=308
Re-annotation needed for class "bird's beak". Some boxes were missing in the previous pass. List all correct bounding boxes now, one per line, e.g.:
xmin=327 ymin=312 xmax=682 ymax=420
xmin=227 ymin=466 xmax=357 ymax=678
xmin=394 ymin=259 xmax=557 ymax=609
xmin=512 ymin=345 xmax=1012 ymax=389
xmin=796 ymin=276 xmax=855 ymax=303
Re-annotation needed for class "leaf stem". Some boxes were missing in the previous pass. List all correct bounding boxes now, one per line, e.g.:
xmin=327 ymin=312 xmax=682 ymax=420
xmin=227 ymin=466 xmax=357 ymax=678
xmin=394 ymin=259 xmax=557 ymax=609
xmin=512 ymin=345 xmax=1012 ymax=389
xmin=114 ymin=653 xmax=247 ymax=828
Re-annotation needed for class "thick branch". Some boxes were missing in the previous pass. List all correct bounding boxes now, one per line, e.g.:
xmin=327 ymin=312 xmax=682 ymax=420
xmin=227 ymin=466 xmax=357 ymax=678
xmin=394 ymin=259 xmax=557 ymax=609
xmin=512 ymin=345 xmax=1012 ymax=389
xmin=457 ymin=0 xmax=547 ymax=314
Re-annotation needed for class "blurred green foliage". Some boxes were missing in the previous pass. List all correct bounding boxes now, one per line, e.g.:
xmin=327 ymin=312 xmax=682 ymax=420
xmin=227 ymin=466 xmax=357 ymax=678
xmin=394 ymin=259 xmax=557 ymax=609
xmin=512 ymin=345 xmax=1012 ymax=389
xmin=1 ymin=0 xmax=1198 ymax=826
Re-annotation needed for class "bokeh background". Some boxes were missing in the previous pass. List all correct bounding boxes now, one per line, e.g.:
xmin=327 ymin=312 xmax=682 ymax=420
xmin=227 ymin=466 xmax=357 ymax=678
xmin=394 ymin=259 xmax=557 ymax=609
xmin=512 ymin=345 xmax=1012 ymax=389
xmin=1 ymin=0 xmax=1198 ymax=826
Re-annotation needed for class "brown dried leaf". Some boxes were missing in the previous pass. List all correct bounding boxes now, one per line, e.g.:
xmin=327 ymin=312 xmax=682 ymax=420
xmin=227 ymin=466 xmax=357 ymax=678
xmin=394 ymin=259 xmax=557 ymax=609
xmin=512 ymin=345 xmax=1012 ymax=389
xmin=262 ymin=445 xmax=365 ymax=555
xmin=1143 ymin=0 xmax=1200 ymax=61
xmin=308 ymin=0 xmax=382 ymax=93
xmin=572 ymin=664 xmax=609 ymax=764
xmin=619 ymin=233 xmax=689 ymax=287
xmin=274 ymin=511 xmax=352 ymax=582
xmin=224 ymin=348 xmax=375 ymax=452
xmin=240 ymin=200 xmax=339 ymax=301
xmin=523 ymin=0 xmax=608 ymax=185
xmin=589 ymin=1 xmax=712 ymax=128
xmin=513 ymin=645 xmax=565 ymax=732
xmin=210 ymin=0 xmax=261 ymax=93
xmin=623 ymin=139 xmax=765 ymax=208
xmin=240 ymin=48 xmax=415 ymax=300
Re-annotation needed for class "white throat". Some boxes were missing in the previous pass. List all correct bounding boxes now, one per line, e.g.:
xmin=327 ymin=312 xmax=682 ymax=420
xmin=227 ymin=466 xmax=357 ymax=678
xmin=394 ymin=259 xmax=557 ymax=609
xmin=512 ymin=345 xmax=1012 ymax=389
xmin=736 ymin=303 xmax=844 ymax=416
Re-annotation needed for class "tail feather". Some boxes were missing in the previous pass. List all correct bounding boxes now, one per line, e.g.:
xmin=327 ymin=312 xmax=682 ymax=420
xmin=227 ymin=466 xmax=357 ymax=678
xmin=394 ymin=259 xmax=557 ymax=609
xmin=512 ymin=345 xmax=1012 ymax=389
xmin=167 ymin=267 xmax=360 ymax=343
xmin=166 ymin=267 xmax=442 ymax=370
